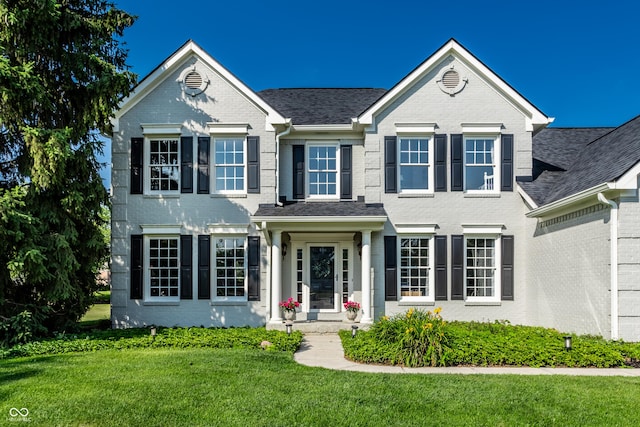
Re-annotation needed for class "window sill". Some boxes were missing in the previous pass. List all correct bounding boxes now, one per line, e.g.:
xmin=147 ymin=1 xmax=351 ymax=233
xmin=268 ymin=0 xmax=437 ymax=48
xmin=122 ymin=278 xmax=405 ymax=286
xmin=464 ymin=301 xmax=502 ymax=306
xmin=398 ymin=300 xmax=435 ymax=306
xmin=210 ymin=300 xmax=248 ymax=306
xmin=143 ymin=300 xmax=180 ymax=306
xmin=211 ymin=194 xmax=247 ymax=199
xmin=398 ymin=193 xmax=434 ymax=198
xmin=463 ymin=193 xmax=501 ymax=198
xmin=143 ymin=193 xmax=180 ymax=199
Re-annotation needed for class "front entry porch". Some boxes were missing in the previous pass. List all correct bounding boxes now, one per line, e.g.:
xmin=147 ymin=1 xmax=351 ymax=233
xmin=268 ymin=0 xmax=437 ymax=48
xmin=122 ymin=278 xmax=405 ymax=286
xmin=252 ymin=201 xmax=388 ymax=329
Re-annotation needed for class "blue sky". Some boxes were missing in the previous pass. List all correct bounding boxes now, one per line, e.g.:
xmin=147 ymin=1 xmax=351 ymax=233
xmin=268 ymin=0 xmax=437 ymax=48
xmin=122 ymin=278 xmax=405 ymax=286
xmin=101 ymin=0 xmax=640 ymax=185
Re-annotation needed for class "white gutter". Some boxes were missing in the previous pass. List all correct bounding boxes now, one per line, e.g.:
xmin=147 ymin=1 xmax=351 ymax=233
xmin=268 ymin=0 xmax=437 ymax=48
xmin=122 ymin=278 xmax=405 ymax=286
xmin=526 ymin=183 xmax=610 ymax=218
xmin=275 ymin=121 xmax=292 ymax=206
xmin=597 ymin=193 xmax=619 ymax=340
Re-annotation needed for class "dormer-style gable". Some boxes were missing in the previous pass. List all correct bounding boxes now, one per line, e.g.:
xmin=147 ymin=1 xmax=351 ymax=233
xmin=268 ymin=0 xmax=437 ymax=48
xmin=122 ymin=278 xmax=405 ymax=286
xmin=112 ymin=40 xmax=288 ymax=132
xmin=357 ymin=39 xmax=553 ymax=133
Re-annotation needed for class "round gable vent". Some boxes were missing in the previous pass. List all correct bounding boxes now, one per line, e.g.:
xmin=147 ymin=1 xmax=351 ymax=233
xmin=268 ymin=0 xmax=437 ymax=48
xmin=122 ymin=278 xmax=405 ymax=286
xmin=436 ymin=65 xmax=468 ymax=96
xmin=184 ymin=71 xmax=203 ymax=89
xmin=179 ymin=67 xmax=209 ymax=97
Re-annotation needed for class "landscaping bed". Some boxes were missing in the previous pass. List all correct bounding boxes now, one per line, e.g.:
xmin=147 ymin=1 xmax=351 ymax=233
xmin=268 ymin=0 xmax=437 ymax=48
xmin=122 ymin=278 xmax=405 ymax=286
xmin=341 ymin=309 xmax=640 ymax=368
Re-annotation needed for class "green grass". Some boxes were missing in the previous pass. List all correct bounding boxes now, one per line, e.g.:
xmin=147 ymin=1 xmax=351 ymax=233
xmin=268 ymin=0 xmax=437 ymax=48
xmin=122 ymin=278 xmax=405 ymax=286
xmin=2 ymin=348 xmax=640 ymax=426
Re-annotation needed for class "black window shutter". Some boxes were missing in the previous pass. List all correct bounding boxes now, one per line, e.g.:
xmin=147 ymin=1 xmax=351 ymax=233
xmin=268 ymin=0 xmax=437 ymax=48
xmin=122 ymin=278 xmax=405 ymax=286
xmin=197 ymin=137 xmax=210 ymax=194
xmin=130 ymin=234 xmax=143 ymax=299
xmin=384 ymin=236 xmax=397 ymax=301
xmin=434 ymin=134 xmax=447 ymax=192
xmin=198 ymin=235 xmax=210 ymax=299
xmin=501 ymin=235 xmax=514 ymax=300
xmin=340 ymin=144 xmax=352 ymax=199
xmin=180 ymin=235 xmax=193 ymax=299
xmin=451 ymin=134 xmax=463 ymax=192
xmin=501 ymin=134 xmax=514 ymax=192
xmin=293 ymin=145 xmax=305 ymax=199
xmin=384 ymin=136 xmax=397 ymax=193
xmin=131 ymin=138 xmax=144 ymax=194
xmin=434 ymin=235 xmax=447 ymax=300
xmin=451 ymin=235 xmax=464 ymax=300
xmin=181 ymin=137 xmax=193 ymax=193
xmin=247 ymin=136 xmax=260 ymax=193
xmin=247 ymin=236 xmax=260 ymax=301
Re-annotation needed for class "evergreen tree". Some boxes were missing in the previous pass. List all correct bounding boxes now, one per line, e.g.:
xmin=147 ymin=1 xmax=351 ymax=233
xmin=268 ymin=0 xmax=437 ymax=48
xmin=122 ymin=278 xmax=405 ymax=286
xmin=0 ymin=0 xmax=136 ymax=344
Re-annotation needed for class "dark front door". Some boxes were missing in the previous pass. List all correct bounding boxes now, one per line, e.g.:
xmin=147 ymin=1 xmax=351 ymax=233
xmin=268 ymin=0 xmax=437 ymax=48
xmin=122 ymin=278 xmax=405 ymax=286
xmin=309 ymin=246 xmax=335 ymax=310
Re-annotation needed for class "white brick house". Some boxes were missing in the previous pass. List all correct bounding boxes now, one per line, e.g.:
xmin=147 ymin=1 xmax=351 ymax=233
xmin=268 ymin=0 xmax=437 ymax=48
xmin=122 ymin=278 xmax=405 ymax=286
xmin=110 ymin=39 xmax=640 ymax=341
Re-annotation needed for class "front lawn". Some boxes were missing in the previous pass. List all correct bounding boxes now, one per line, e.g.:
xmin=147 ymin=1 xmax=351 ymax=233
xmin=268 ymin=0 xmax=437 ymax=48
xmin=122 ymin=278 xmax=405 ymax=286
xmin=3 ymin=347 xmax=640 ymax=426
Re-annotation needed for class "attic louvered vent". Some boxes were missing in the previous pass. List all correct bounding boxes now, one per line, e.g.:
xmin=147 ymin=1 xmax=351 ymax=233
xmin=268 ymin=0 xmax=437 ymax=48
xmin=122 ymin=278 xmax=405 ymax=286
xmin=442 ymin=70 xmax=460 ymax=89
xmin=184 ymin=71 xmax=203 ymax=89
xmin=436 ymin=65 xmax=468 ymax=96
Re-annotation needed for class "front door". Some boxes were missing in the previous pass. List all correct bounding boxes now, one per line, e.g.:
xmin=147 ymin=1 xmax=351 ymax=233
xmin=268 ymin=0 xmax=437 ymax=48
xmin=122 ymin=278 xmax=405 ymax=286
xmin=309 ymin=245 xmax=337 ymax=310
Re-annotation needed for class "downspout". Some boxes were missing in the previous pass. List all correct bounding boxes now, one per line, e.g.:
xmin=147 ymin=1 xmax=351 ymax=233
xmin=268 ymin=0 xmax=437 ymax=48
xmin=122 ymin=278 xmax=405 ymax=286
xmin=597 ymin=193 xmax=619 ymax=340
xmin=275 ymin=122 xmax=292 ymax=206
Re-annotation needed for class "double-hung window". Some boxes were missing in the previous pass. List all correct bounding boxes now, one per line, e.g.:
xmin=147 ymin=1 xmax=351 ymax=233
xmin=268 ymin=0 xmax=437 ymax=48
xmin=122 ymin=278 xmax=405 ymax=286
xmin=399 ymin=137 xmax=431 ymax=192
xmin=463 ymin=226 xmax=502 ymax=302
xmin=399 ymin=236 xmax=434 ymax=300
xmin=464 ymin=136 xmax=498 ymax=192
xmin=214 ymin=236 xmax=246 ymax=300
xmin=214 ymin=138 xmax=245 ymax=193
xmin=148 ymin=237 xmax=180 ymax=298
xmin=149 ymin=139 xmax=180 ymax=192
xmin=307 ymin=143 xmax=338 ymax=198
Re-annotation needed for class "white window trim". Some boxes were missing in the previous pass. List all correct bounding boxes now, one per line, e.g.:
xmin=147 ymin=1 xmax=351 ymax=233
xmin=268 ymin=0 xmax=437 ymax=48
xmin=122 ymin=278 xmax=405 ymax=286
xmin=144 ymin=134 xmax=182 ymax=195
xmin=397 ymin=135 xmax=434 ymax=194
xmin=143 ymin=234 xmax=181 ymax=303
xmin=396 ymin=230 xmax=435 ymax=303
xmin=463 ymin=134 xmax=500 ymax=194
xmin=464 ymin=232 xmax=501 ymax=303
xmin=212 ymin=136 xmax=247 ymax=195
xmin=306 ymin=141 xmax=340 ymax=200
xmin=211 ymin=232 xmax=248 ymax=303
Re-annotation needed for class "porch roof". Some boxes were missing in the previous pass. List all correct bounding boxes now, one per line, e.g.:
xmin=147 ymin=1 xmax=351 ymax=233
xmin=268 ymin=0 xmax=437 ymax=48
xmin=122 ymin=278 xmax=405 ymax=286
xmin=252 ymin=202 xmax=388 ymax=231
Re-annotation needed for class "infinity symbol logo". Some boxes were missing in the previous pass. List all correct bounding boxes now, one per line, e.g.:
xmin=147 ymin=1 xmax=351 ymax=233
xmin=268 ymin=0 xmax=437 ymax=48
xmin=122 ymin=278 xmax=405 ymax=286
xmin=9 ymin=408 xmax=29 ymax=417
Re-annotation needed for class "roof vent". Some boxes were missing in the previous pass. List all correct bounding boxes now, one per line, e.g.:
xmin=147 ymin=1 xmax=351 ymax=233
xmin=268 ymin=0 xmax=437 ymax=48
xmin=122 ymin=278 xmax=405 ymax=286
xmin=179 ymin=66 xmax=209 ymax=97
xmin=184 ymin=71 xmax=203 ymax=90
xmin=436 ymin=65 xmax=468 ymax=96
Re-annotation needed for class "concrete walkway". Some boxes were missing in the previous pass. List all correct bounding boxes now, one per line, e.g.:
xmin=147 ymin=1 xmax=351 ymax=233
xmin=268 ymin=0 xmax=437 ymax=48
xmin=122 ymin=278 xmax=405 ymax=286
xmin=293 ymin=333 xmax=640 ymax=376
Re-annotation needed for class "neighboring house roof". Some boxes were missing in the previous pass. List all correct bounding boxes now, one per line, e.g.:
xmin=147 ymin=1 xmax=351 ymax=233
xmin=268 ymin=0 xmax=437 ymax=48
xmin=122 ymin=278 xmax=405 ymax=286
xmin=523 ymin=116 xmax=640 ymax=207
xmin=257 ymin=88 xmax=387 ymax=125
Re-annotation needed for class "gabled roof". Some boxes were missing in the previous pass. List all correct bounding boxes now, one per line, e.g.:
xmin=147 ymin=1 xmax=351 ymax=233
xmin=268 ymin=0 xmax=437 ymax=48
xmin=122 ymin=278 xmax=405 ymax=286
xmin=358 ymin=38 xmax=553 ymax=132
xmin=523 ymin=115 xmax=640 ymax=210
xmin=258 ymin=88 xmax=387 ymax=125
xmin=112 ymin=40 xmax=287 ymax=131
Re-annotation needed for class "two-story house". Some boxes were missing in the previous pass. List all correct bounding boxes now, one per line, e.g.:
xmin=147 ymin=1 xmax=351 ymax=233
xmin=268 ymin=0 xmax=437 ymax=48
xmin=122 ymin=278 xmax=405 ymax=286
xmin=111 ymin=39 xmax=640 ymax=341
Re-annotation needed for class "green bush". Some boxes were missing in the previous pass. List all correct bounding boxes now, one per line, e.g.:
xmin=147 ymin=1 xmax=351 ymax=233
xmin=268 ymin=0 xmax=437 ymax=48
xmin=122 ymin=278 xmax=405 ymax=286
xmin=0 ymin=327 xmax=303 ymax=359
xmin=342 ymin=311 xmax=640 ymax=368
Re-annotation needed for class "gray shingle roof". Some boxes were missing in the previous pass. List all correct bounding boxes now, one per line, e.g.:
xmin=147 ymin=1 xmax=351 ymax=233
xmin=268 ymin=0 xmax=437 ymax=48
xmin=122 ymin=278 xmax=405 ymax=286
xmin=253 ymin=201 xmax=387 ymax=218
xmin=257 ymin=88 xmax=387 ymax=125
xmin=523 ymin=117 xmax=640 ymax=206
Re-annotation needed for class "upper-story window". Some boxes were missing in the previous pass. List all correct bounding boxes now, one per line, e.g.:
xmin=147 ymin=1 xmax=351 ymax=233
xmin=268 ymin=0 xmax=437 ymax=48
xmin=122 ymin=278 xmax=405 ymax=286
xmin=399 ymin=137 xmax=432 ymax=192
xmin=214 ymin=137 xmax=245 ymax=193
xmin=464 ymin=136 xmax=498 ymax=192
xmin=149 ymin=139 xmax=180 ymax=192
xmin=307 ymin=143 xmax=339 ymax=198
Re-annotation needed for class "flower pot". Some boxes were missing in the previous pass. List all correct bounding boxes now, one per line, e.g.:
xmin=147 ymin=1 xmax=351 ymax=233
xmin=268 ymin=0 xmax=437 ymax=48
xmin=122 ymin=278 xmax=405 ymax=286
xmin=345 ymin=310 xmax=358 ymax=322
xmin=284 ymin=310 xmax=296 ymax=321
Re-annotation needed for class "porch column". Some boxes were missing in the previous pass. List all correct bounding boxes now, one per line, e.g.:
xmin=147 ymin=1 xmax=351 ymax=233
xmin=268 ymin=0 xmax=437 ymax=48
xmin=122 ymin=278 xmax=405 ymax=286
xmin=271 ymin=230 xmax=282 ymax=322
xmin=361 ymin=230 xmax=373 ymax=323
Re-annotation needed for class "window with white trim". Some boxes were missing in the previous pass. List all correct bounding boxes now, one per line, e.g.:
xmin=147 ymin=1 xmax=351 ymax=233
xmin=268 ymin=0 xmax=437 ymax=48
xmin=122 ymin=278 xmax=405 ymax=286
xmin=148 ymin=237 xmax=179 ymax=298
xmin=307 ymin=144 xmax=338 ymax=198
xmin=464 ymin=136 xmax=499 ymax=191
xmin=399 ymin=236 xmax=434 ymax=300
xmin=214 ymin=138 xmax=245 ymax=193
xmin=214 ymin=236 xmax=246 ymax=299
xmin=399 ymin=137 xmax=431 ymax=191
xmin=149 ymin=139 xmax=180 ymax=192
xmin=465 ymin=235 xmax=501 ymax=302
